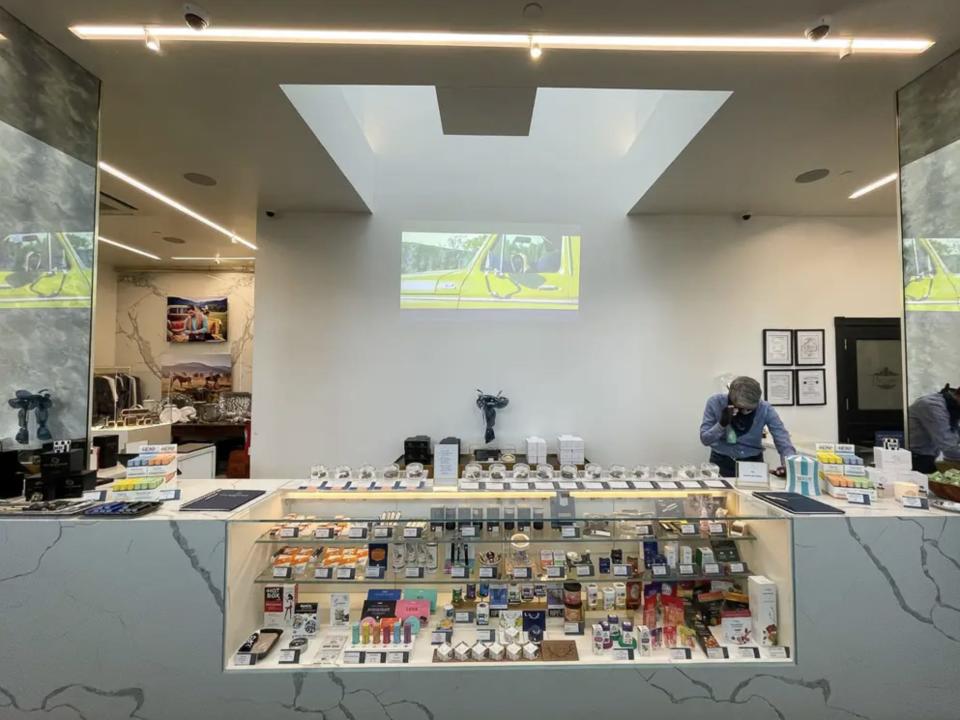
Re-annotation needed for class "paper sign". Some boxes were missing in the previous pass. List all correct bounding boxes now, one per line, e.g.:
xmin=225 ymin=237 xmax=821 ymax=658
xmin=561 ymin=526 xmax=580 ymax=538
xmin=273 ymin=566 xmax=292 ymax=579
xmin=486 ymin=482 xmax=505 ymax=491
xmin=336 ymin=567 xmax=356 ymax=580
xmin=633 ymin=481 xmax=655 ymax=490
xmin=403 ymin=526 xmax=422 ymax=539
xmin=365 ymin=566 xmax=385 ymax=579
xmin=900 ymin=496 xmax=929 ymax=509
xmin=651 ymin=564 xmax=668 ymax=577
xmin=613 ymin=564 xmax=631 ymax=577
xmin=607 ymin=481 xmax=630 ymax=490
xmin=708 ymin=522 xmax=726 ymax=536
xmin=315 ymin=528 xmax=334 ymax=539
xmin=234 ymin=653 xmax=254 ymax=666
xmin=706 ymin=647 xmax=728 ymax=659
xmin=584 ymin=482 xmax=604 ymax=490
xmin=477 ymin=629 xmax=496 ymax=643
xmin=348 ymin=526 xmax=368 ymax=539
xmin=656 ymin=481 xmax=678 ymax=489
xmin=461 ymin=526 xmax=477 ymax=538
xmin=547 ymin=566 xmax=565 ymax=579
xmin=669 ymin=647 xmax=692 ymax=660
xmin=728 ymin=562 xmax=745 ymax=574
xmin=479 ymin=566 xmax=497 ymax=579
xmin=460 ymin=482 xmax=480 ymax=490
xmin=678 ymin=564 xmax=695 ymax=576
xmin=157 ymin=488 xmax=181 ymax=502
xmin=703 ymin=563 xmax=721 ymax=575
xmin=280 ymin=527 xmax=299 ymax=538
xmin=575 ymin=564 xmax=593 ymax=577
xmin=680 ymin=524 xmax=696 ymax=535
xmin=278 ymin=649 xmax=300 ymax=664
xmin=767 ymin=646 xmax=790 ymax=659
xmin=373 ymin=527 xmax=392 ymax=539
xmin=704 ymin=479 xmax=726 ymax=489
xmin=680 ymin=481 xmax=701 ymax=489
xmin=342 ymin=651 xmax=362 ymax=664
xmin=364 ymin=652 xmax=384 ymax=664
xmin=736 ymin=647 xmax=760 ymax=659
xmin=513 ymin=567 xmax=532 ymax=579
xmin=451 ymin=565 xmax=468 ymax=579
xmin=535 ymin=482 xmax=555 ymax=490
xmin=405 ymin=567 xmax=424 ymax=579
xmin=509 ymin=482 xmax=531 ymax=490
xmin=386 ymin=651 xmax=407 ymax=664
xmin=314 ymin=567 xmax=332 ymax=579
xmin=847 ymin=491 xmax=871 ymax=506
xmin=83 ymin=490 xmax=107 ymax=501
xmin=611 ymin=648 xmax=634 ymax=660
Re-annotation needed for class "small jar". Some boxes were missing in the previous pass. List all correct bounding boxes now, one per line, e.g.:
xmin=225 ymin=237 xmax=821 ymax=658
xmin=536 ymin=464 xmax=555 ymax=480
xmin=358 ymin=464 xmax=376 ymax=480
xmin=602 ymin=585 xmax=616 ymax=610
xmin=489 ymin=463 xmax=507 ymax=481
xmin=679 ymin=465 xmax=699 ymax=480
xmin=563 ymin=582 xmax=582 ymax=606
xmin=700 ymin=462 xmax=720 ymax=479
xmin=381 ymin=464 xmax=400 ymax=480
xmin=608 ymin=465 xmax=626 ymax=479
xmin=655 ymin=465 xmax=675 ymax=479
xmin=334 ymin=465 xmax=352 ymax=480
xmin=560 ymin=465 xmax=578 ymax=480
xmin=632 ymin=465 xmax=651 ymax=480
xmin=586 ymin=583 xmax=600 ymax=610
xmin=464 ymin=463 xmax=483 ymax=481
xmin=512 ymin=463 xmax=531 ymax=479
xmin=406 ymin=462 xmax=425 ymax=480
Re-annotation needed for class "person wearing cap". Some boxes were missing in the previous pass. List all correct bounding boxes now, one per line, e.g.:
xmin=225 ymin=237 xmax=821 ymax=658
xmin=699 ymin=376 xmax=797 ymax=478
xmin=908 ymin=384 xmax=960 ymax=473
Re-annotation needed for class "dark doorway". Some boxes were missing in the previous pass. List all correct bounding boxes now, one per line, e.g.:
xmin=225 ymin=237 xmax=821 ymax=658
xmin=835 ymin=317 xmax=905 ymax=446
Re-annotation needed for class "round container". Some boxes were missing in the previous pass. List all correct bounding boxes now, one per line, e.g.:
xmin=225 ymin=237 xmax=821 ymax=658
xmin=585 ymin=464 xmax=603 ymax=480
xmin=563 ymin=582 xmax=582 ymax=606
xmin=334 ymin=465 xmax=352 ymax=480
xmin=563 ymin=604 xmax=583 ymax=622
xmin=632 ymin=465 xmax=651 ymax=480
xmin=536 ymin=464 xmax=555 ymax=480
xmin=358 ymin=464 xmax=376 ymax=480
xmin=464 ymin=463 xmax=483 ymax=481
xmin=586 ymin=583 xmax=600 ymax=610
xmin=512 ymin=463 xmax=531 ymax=479
xmin=489 ymin=463 xmax=507 ymax=480
xmin=560 ymin=464 xmax=578 ymax=480
xmin=602 ymin=585 xmax=616 ymax=610
xmin=381 ymin=464 xmax=400 ymax=479
xmin=406 ymin=462 xmax=425 ymax=479
xmin=614 ymin=582 xmax=627 ymax=609
xmin=608 ymin=465 xmax=626 ymax=479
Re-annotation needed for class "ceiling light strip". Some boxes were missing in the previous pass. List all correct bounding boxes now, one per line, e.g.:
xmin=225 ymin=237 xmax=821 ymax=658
xmin=69 ymin=26 xmax=933 ymax=54
xmin=98 ymin=161 xmax=257 ymax=250
xmin=849 ymin=172 xmax=898 ymax=199
xmin=98 ymin=236 xmax=161 ymax=260
xmin=170 ymin=256 xmax=256 ymax=261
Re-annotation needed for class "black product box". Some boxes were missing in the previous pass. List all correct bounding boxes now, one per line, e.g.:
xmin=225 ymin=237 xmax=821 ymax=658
xmin=404 ymin=435 xmax=432 ymax=465
xmin=59 ymin=470 xmax=97 ymax=498
xmin=0 ymin=450 xmax=26 ymax=498
xmin=23 ymin=474 xmax=55 ymax=501
xmin=41 ymin=449 xmax=85 ymax=480
xmin=361 ymin=599 xmax=397 ymax=620
xmin=93 ymin=435 xmax=120 ymax=469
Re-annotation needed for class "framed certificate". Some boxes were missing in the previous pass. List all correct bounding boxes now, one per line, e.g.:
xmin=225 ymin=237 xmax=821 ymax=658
xmin=764 ymin=369 xmax=795 ymax=406
xmin=763 ymin=329 xmax=793 ymax=366
xmin=796 ymin=368 xmax=827 ymax=406
xmin=794 ymin=329 xmax=825 ymax=366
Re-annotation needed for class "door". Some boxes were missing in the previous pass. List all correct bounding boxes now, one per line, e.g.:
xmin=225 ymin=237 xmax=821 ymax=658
xmin=835 ymin=317 xmax=905 ymax=446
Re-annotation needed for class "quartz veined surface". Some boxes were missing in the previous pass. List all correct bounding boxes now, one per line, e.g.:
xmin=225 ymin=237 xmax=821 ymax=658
xmin=0 ymin=511 xmax=958 ymax=719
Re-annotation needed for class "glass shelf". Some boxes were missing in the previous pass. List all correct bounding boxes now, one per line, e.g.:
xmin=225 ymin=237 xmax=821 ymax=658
xmin=254 ymin=530 xmax=758 ymax=545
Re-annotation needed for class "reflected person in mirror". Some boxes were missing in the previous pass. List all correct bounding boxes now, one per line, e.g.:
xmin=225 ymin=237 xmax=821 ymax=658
xmin=699 ymin=376 xmax=796 ymax=478
xmin=908 ymin=384 xmax=960 ymax=474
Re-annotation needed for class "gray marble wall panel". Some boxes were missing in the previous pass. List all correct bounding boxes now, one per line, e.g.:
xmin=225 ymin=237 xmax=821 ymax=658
xmin=0 ymin=515 xmax=957 ymax=720
xmin=0 ymin=10 xmax=100 ymax=445
xmin=898 ymin=50 xmax=960 ymax=168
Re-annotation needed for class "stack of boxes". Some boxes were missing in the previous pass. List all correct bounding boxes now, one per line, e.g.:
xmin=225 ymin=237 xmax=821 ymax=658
xmin=557 ymin=435 xmax=585 ymax=466
xmin=24 ymin=442 xmax=96 ymax=500
xmin=112 ymin=444 xmax=178 ymax=493
xmin=872 ymin=446 xmax=927 ymax=498
xmin=817 ymin=443 xmax=876 ymax=500
xmin=525 ymin=436 xmax=547 ymax=465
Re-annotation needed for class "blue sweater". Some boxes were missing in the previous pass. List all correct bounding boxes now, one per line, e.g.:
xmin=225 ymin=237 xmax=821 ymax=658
xmin=699 ymin=393 xmax=796 ymax=462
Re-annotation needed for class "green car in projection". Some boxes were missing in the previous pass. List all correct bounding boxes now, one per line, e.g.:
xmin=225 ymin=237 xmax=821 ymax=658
xmin=0 ymin=232 xmax=93 ymax=309
xmin=400 ymin=231 xmax=581 ymax=310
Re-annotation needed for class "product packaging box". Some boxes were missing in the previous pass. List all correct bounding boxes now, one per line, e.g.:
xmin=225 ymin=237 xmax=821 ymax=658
xmin=329 ymin=593 xmax=350 ymax=626
xmin=874 ymin=447 xmax=912 ymax=471
xmin=293 ymin=602 xmax=319 ymax=638
xmin=557 ymin=435 xmax=585 ymax=465
xmin=525 ymin=437 xmax=547 ymax=465
xmin=264 ymin=584 xmax=297 ymax=627
xmin=721 ymin=606 xmax=752 ymax=645
xmin=785 ymin=454 xmax=821 ymax=497
xmin=748 ymin=575 xmax=778 ymax=646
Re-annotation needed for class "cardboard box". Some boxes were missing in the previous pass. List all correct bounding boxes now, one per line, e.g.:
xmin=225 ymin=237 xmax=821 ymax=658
xmin=264 ymin=584 xmax=297 ymax=627
xmin=748 ymin=575 xmax=778 ymax=647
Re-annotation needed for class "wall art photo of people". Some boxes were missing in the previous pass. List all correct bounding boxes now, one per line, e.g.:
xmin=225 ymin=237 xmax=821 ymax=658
xmin=167 ymin=295 xmax=227 ymax=343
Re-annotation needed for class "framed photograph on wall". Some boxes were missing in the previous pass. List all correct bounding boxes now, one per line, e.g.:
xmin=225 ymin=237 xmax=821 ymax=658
xmin=795 ymin=329 xmax=825 ymax=366
xmin=764 ymin=369 xmax=795 ymax=406
xmin=167 ymin=296 xmax=228 ymax=343
xmin=763 ymin=329 xmax=794 ymax=366
xmin=796 ymin=368 xmax=827 ymax=406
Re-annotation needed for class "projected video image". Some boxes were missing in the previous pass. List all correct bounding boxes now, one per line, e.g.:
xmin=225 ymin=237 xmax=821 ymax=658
xmin=400 ymin=231 xmax=580 ymax=309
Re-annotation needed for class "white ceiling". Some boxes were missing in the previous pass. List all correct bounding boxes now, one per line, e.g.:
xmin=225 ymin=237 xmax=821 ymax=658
xmin=3 ymin=0 xmax=959 ymax=268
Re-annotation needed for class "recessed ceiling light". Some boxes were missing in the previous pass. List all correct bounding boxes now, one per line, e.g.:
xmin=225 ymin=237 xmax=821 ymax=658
xmin=183 ymin=172 xmax=217 ymax=186
xmin=162 ymin=236 xmax=187 ymax=244
xmin=849 ymin=172 xmax=898 ymax=199
xmin=795 ymin=168 xmax=830 ymax=184
xmin=98 ymin=236 xmax=161 ymax=260
xmin=98 ymin=161 xmax=256 ymax=250
xmin=68 ymin=25 xmax=934 ymax=55
xmin=522 ymin=3 xmax=544 ymax=19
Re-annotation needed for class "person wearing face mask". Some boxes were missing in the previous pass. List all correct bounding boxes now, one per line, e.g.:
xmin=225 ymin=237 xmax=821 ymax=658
xmin=908 ymin=384 xmax=960 ymax=473
xmin=699 ymin=376 xmax=797 ymax=478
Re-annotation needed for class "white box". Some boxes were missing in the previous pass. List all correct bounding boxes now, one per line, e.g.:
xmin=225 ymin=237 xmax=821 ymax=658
xmin=526 ymin=436 xmax=547 ymax=464
xmin=748 ymin=575 xmax=778 ymax=647
xmin=875 ymin=447 xmax=912 ymax=471
xmin=557 ymin=434 xmax=584 ymax=464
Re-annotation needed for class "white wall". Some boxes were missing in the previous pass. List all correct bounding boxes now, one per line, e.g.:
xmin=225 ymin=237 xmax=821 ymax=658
xmin=251 ymin=212 xmax=900 ymax=478
xmin=93 ymin=263 xmax=117 ymax=368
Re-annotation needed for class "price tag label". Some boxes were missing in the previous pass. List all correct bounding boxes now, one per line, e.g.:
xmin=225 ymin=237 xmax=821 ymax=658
xmin=561 ymin=526 xmax=580 ymax=538
xmin=486 ymin=482 xmax=505 ymax=491
xmin=611 ymin=648 xmax=634 ymax=661
xmin=280 ymin=527 xmax=299 ymax=538
xmin=680 ymin=524 xmax=696 ymax=535
xmin=278 ymin=649 xmax=300 ymax=664
xmin=157 ymin=488 xmax=181 ymax=502
xmin=652 ymin=564 xmax=669 ymax=577
xmin=728 ymin=562 xmax=746 ymax=574
xmin=767 ymin=646 xmax=790 ymax=659
xmin=847 ymin=491 xmax=871 ymax=506
xmin=704 ymin=479 xmax=726 ymax=489
xmin=405 ymin=566 xmax=424 ymax=579
xmin=679 ymin=564 xmax=695 ymax=576
xmin=272 ymin=566 xmax=292 ymax=579
xmin=657 ymin=481 xmax=678 ymax=489
xmin=637 ymin=524 xmax=653 ymax=536
xmin=451 ymin=565 xmax=468 ymax=579
xmin=736 ymin=647 xmax=760 ymax=659
xmin=669 ymin=647 xmax=692 ymax=660
xmin=479 ymin=566 xmax=497 ymax=579
xmin=364 ymin=652 xmax=384 ymax=665
xmin=477 ymin=629 xmax=496 ymax=643
xmin=613 ymin=564 xmax=631 ymax=577
xmin=706 ymin=647 xmax=728 ymax=660
xmin=373 ymin=526 xmax=392 ymax=539
xmin=584 ymin=482 xmax=604 ymax=490
xmin=343 ymin=651 xmax=362 ymax=664
xmin=460 ymin=482 xmax=480 ymax=490
xmin=314 ymin=567 xmax=332 ymax=580
xmin=403 ymin=526 xmax=422 ymax=539
xmin=348 ymin=526 xmax=368 ymax=539
xmin=430 ymin=631 xmax=447 ymax=645
xmin=83 ymin=490 xmax=107 ymax=501
xmin=559 ymin=481 xmax=579 ymax=490
xmin=386 ymin=651 xmax=407 ymax=664
xmin=607 ymin=481 xmax=630 ymax=490
xmin=510 ymin=482 xmax=530 ymax=491
xmin=234 ymin=652 xmax=256 ymax=666
xmin=461 ymin=526 xmax=477 ymax=538
xmin=315 ymin=527 xmax=334 ymax=539
xmin=454 ymin=611 xmax=474 ymax=623
xmin=708 ymin=522 xmax=726 ymax=536
xmin=546 ymin=566 xmax=565 ymax=578
xmin=703 ymin=563 xmax=721 ymax=575
xmin=680 ymin=481 xmax=701 ymax=489
xmin=365 ymin=566 xmax=385 ymax=579
xmin=563 ymin=622 xmax=583 ymax=635
xmin=576 ymin=564 xmax=593 ymax=577
xmin=513 ymin=567 xmax=532 ymax=579
xmin=336 ymin=567 xmax=356 ymax=580
xmin=534 ymin=481 xmax=555 ymax=490
xmin=900 ymin=496 xmax=929 ymax=509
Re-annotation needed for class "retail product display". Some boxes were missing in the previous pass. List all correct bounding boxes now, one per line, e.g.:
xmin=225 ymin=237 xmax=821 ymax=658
xmin=785 ymin=455 xmax=820 ymax=497
xmin=475 ymin=390 xmax=509 ymax=444
xmin=112 ymin=445 xmax=178 ymax=494
xmin=7 ymin=388 xmax=53 ymax=445
xmin=224 ymin=485 xmax=793 ymax=669
xmin=404 ymin=436 xmax=432 ymax=465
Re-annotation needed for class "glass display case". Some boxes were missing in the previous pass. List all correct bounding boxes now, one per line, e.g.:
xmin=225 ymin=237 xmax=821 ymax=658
xmin=224 ymin=488 xmax=794 ymax=669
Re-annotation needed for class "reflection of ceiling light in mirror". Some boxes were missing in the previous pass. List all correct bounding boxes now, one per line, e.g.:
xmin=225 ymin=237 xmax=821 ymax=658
xmin=144 ymin=27 xmax=161 ymax=53
xmin=69 ymin=26 xmax=934 ymax=55
xmin=170 ymin=256 xmax=255 ymax=261
xmin=849 ymin=172 xmax=898 ymax=199
xmin=98 ymin=161 xmax=257 ymax=250
xmin=529 ymin=36 xmax=542 ymax=60
xmin=98 ymin=236 xmax=161 ymax=260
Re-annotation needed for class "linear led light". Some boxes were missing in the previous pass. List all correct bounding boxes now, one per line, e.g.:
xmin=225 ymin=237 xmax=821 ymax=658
xmin=170 ymin=256 xmax=255 ymax=261
xmin=849 ymin=172 xmax=898 ymax=199
xmin=69 ymin=25 xmax=933 ymax=55
xmin=98 ymin=161 xmax=257 ymax=250
xmin=98 ymin=236 xmax=161 ymax=260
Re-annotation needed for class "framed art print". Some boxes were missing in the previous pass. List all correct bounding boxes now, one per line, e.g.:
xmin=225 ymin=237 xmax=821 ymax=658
xmin=764 ymin=369 xmax=795 ymax=406
xmin=763 ymin=329 xmax=793 ymax=366
xmin=794 ymin=329 xmax=825 ymax=366
xmin=796 ymin=368 xmax=827 ymax=406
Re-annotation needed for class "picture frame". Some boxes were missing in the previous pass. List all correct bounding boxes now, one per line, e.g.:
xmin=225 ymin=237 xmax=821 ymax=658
xmin=763 ymin=369 xmax=795 ymax=406
xmin=762 ymin=329 xmax=794 ymax=366
xmin=794 ymin=329 xmax=825 ymax=366
xmin=796 ymin=368 xmax=827 ymax=406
